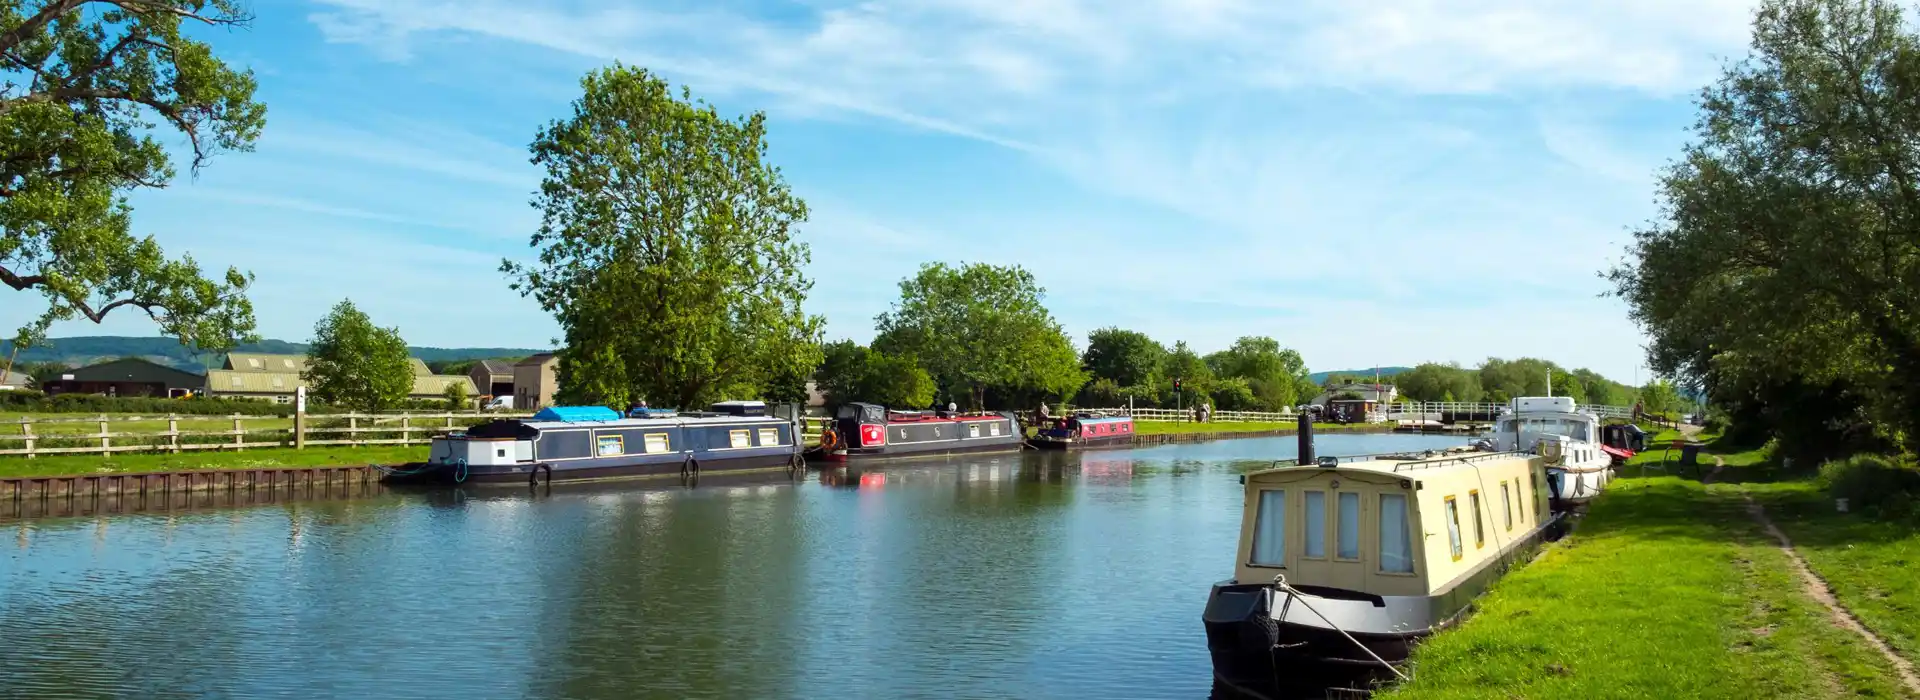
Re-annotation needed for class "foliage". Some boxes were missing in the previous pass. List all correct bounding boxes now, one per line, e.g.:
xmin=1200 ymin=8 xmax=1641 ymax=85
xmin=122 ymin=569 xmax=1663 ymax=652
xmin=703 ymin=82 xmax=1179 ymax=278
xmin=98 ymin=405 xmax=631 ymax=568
xmin=1819 ymin=454 xmax=1920 ymax=520
xmin=431 ymin=359 xmax=477 ymax=376
xmin=1081 ymin=327 xmax=1164 ymax=388
xmin=505 ymin=65 xmax=823 ymax=409
xmin=1 ymin=0 xmax=266 ymax=353
xmin=1207 ymin=376 xmax=1258 ymax=411
xmin=442 ymin=380 xmax=470 ymax=411
xmin=302 ymin=300 xmax=413 ymax=412
xmin=1609 ymin=0 xmax=1920 ymax=450
xmin=810 ymin=340 xmax=933 ymax=410
xmin=13 ymin=359 xmax=68 ymax=386
xmin=1394 ymin=363 xmax=1483 ymax=402
xmin=1638 ymin=379 xmax=1682 ymax=416
xmin=872 ymin=262 xmax=1084 ymax=409
xmin=1478 ymin=357 xmax=1556 ymax=402
xmin=1203 ymin=336 xmax=1314 ymax=411
xmin=0 ymin=389 xmax=283 ymax=415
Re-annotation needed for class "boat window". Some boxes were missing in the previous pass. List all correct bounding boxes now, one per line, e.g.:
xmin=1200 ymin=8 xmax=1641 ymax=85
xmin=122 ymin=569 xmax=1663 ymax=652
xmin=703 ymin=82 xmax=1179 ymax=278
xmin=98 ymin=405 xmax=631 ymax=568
xmin=1303 ymin=491 xmax=1327 ymax=559
xmin=1381 ymin=494 xmax=1415 ymax=573
xmin=990 ymin=422 xmax=1002 ymax=436
xmin=969 ymin=423 xmax=982 ymax=438
xmin=1470 ymin=491 xmax=1485 ymax=548
xmin=1250 ymin=490 xmax=1287 ymax=567
xmin=1445 ymin=496 xmax=1463 ymax=561
xmin=596 ymin=434 xmax=624 ymax=457
xmin=758 ymin=428 xmax=780 ymax=446
xmin=1337 ymin=492 xmax=1361 ymax=560
xmin=644 ymin=433 xmax=670 ymax=454
xmin=1501 ymin=482 xmax=1513 ymax=531
xmin=729 ymin=430 xmax=752 ymax=449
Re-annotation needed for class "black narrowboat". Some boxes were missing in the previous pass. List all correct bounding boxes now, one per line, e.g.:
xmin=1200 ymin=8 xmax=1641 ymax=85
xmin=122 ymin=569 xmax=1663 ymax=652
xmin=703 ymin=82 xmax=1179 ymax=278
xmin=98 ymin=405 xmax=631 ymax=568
xmin=387 ymin=402 xmax=802 ymax=485
xmin=815 ymin=402 xmax=1023 ymax=462
xmin=1029 ymin=413 xmax=1136 ymax=450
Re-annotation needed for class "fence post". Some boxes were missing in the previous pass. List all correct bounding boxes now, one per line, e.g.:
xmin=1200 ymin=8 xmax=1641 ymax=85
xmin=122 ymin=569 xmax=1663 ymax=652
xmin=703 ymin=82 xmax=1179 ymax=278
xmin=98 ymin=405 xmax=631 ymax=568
xmin=232 ymin=414 xmax=244 ymax=451
xmin=294 ymin=386 xmax=307 ymax=450
xmin=349 ymin=415 xmax=358 ymax=447
xmin=21 ymin=417 xmax=33 ymax=460
xmin=168 ymin=415 xmax=179 ymax=454
xmin=401 ymin=414 xmax=411 ymax=446
xmin=98 ymin=414 xmax=110 ymax=453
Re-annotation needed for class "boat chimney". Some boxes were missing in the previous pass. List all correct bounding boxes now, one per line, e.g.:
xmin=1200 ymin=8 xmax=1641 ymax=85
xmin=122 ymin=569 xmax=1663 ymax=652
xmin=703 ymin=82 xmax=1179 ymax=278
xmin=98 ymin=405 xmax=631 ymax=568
xmin=1297 ymin=406 xmax=1316 ymax=466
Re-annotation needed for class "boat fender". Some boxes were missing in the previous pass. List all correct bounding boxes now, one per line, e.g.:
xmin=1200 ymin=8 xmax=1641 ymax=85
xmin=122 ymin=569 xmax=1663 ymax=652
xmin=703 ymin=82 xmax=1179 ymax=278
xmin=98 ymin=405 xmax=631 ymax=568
xmin=681 ymin=456 xmax=701 ymax=478
xmin=788 ymin=452 xmax=806 ymax=472
xmin=528 ymin=463 xmax=552 ymax=487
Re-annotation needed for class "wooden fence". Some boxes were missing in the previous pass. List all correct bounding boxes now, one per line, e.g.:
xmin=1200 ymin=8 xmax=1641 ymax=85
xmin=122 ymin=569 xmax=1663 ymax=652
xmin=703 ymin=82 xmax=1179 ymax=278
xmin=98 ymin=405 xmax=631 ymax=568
xmin=0 ymin=412 xmax=532 ymax=459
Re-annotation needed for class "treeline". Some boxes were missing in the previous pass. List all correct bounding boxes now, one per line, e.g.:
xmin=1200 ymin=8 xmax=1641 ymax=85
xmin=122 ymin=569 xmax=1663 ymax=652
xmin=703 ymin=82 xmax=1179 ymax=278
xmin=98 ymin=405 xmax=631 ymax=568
xmin=1610 ymin=0 xmax=1920 ymax=467
xmin=1389 ymin=359 xmax=1650 ymax=407
xmin=1070 ymin=332 xmax=1316 ymax=412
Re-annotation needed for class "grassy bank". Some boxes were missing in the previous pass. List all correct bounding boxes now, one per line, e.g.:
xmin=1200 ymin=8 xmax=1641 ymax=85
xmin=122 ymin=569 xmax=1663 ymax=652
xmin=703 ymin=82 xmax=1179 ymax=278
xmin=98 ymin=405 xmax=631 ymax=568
xmin=0 ymin=445 xmax=427 ymax=479
xmin=0 ymin=411 xmax=296 ymax=436
xmin=1129 ymin=420 xmax=1381 ymax=436
xmin=1384 ymin=474 xmax=1913 ymax=699
xmin=1746 ymin=477 xmax=1920 ymax=667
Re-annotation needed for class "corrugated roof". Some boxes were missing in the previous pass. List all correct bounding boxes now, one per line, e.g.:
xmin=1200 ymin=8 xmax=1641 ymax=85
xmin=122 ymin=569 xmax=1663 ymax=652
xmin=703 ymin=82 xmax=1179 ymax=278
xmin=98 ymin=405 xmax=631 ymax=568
xmin=413 ymin=375 xmax=478 ymax=396
xmin=409 ymin=358 xmax=431 ymax=376
xmin=226 ymin=353 xmax=308 ymax=373
xmin=208 ymin=369 xmax=304 ymax=392
xmin=0 ymin=369 xmax=33 ymax=387
xmin=477 ymin=359 xmax=515 ymax=378
xmin=516 ymin=352 xmax=556 ymax=366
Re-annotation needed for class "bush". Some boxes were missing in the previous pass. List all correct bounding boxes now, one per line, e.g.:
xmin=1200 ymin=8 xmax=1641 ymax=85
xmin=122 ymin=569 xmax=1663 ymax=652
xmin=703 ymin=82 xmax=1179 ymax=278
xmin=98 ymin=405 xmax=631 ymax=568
xmin=1818 ymin=455 xmax=1920 ymax=519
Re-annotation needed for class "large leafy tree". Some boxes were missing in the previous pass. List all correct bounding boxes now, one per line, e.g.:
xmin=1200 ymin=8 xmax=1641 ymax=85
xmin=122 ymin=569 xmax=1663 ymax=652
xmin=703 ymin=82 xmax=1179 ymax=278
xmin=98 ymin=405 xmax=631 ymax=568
xmin=1204 ymin=335 xmax=1314 ymax=411
xmin=811 ymin=340 xmax=935 ymax=410
xmin=1394 ymin=363 xmax=1484 ymax=403
xmin=1 ymin=0 xmax=265 ymax=358
xmin=872 ymin=262 xmax=1084 ymax=409
xmin=506 ymin=65 xmax=823 ymax=409
xmin=1610 ymin=0 xmax=1920 ymax=447
xmin=303 ymin=299 xmax=412 ymax=412
xmin=1081 ymin=327 xmax=1164 ymax=388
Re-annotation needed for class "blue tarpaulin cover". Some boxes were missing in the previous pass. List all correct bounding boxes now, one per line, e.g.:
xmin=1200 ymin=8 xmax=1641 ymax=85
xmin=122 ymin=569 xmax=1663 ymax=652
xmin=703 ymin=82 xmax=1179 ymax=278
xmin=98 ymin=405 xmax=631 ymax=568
xmin=533 ymin=406 xmax=621 ymax=422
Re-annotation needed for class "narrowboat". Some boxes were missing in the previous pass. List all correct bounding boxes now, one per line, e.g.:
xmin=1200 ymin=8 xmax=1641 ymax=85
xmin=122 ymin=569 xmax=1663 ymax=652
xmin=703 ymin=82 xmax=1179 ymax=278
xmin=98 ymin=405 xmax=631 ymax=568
xmin=1204 ymin=419 xmax=1563 ymax=695
xmin=1489 ymin=396 xmax=1614 ymax=506
xmin=814 ymin=402 xmax=1023 ymax=462
xmin=387 ymin=402 xmax=803 ymax=485
xmin=1029 ymin=413 xmax=1136 ymax=450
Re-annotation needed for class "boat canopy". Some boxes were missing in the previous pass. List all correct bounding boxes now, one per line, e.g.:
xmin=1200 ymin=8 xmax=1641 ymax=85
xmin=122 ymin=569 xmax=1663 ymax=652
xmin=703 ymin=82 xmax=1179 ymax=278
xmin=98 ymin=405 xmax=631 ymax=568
xmin=532 ymin=406 xmax=621 ymax=422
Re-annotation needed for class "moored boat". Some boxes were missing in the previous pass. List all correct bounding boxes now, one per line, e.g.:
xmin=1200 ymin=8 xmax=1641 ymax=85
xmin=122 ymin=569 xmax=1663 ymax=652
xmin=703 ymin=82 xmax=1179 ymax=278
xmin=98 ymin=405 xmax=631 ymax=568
xmin=384 ymin=402 xmax=802 ymax=485
xmin=1489 ymin=397 xmax=1614 ymax=507
xmin=814 ymin=402 xmax=1023 ymax=462
xmin=1204 ymin=415 xmax=1564 ymax=695
xmin=1028 ymin=413 xmax=1135 ymax=450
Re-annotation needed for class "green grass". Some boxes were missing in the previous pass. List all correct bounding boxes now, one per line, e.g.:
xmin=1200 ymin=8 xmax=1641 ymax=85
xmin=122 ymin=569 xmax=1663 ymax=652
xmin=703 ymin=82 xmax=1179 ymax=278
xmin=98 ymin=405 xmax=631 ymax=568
xmin=0 ymin=411 xmax=295 ymax=436
xmin=1384 ymin=475 xmax=1915 ymax=699
xmin=1129 ymin=420 xmax=1382 ymax=436
xmin=1746 ymin=479 xmax=1920 ymax=666
xmin=0 ymin=445 xmax=427 ymax=478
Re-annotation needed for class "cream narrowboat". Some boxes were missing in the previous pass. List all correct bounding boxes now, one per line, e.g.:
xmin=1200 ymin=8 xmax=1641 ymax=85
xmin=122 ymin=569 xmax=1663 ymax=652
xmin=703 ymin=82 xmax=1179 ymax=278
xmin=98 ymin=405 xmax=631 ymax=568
xmin=1203 ymin=449 xmax=1566 ymax=695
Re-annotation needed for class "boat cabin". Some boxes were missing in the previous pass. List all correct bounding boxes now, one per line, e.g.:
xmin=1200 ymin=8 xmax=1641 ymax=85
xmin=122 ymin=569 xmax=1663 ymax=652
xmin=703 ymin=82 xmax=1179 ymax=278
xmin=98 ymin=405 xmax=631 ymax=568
xmin=1233 ymin=452 xmax=1553 ymax=606
xmin=429 ymin=404 xmax=796 ymax=471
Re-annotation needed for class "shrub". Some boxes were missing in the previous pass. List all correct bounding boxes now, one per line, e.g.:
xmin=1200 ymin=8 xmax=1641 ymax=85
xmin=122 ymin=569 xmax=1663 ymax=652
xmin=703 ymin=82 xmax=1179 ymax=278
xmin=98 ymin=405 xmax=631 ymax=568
xmin=1818 ymin=454 xmax=1920 ymax=518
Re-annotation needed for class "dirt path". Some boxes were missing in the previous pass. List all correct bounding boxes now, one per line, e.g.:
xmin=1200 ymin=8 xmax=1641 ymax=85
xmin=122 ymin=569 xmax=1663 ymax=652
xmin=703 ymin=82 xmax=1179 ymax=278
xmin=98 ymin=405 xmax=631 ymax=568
xmin=1742 ymin=493 xmax=1920 ymax=694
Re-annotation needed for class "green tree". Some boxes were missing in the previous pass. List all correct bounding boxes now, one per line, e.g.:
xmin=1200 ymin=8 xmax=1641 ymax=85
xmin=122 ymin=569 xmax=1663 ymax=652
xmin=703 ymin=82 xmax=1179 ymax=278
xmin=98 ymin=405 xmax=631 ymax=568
xmin=1639 ymin=379 xmax=1682 ymax=417
xmin=442 ymin=380 xmax=470 ymax=411
xmin=1479 ymin=358 xmax=1561 ymax=400
xmin=1205 ymin=336 xmax=1313 ymax=411
xmin=872 ymin=262 xmax=1084 ymax=409
xmin=1550 ymin=371 xmax=1587 ymax=403
xmin=303 ymin=300 xmax=412 ymax=412
xmin=810 ymin=340 xmax=934 ymax=410
xmin=1 ymin=0 xmax=265 ymax=359
xmin=505 ymin=65 xmax=823 ymax=409
xmin=1395 ymin=363 xmax=1483 ymax=402
xmin=1081 ymin=327 xmax=1164 ymax=388
xmin=1610 ymin=0 xmax=1920 ymax=447
xmin=1159 ymin=340 xmax=1214 ymax=407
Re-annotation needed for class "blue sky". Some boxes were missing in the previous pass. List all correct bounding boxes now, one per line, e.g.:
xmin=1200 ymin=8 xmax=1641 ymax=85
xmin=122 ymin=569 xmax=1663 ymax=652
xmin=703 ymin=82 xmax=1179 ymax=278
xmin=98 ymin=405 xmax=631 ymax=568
xmin=4 ymin=0 xmax=1763 ymax=381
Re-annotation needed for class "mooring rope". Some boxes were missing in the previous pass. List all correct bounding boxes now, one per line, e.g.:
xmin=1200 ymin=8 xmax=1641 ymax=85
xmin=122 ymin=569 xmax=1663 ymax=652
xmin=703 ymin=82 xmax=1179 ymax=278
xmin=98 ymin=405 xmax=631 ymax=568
xmin=1272 ymin=574 xmax=1412 ymax=682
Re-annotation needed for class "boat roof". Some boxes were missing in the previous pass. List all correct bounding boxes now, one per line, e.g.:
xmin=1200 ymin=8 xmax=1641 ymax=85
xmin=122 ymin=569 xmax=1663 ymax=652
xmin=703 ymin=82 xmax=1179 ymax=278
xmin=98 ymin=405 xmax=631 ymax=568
xmin=519 ymin=413 xmax=783 ymax=431
xmin=1244 ymin=451 xmax=1534 ymax=483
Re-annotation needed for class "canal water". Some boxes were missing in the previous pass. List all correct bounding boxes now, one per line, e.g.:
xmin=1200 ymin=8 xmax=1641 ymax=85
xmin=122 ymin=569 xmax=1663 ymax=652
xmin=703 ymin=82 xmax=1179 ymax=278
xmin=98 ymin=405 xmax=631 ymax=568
xmin=0 ymin=433 xmax=1467 ymax=699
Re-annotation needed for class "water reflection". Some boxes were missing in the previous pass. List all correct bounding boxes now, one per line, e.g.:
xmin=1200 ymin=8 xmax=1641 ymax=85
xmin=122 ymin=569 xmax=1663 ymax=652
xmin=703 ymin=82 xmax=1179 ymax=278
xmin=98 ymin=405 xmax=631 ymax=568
xmin=0 ymin=433 xmax=1468 ymax=699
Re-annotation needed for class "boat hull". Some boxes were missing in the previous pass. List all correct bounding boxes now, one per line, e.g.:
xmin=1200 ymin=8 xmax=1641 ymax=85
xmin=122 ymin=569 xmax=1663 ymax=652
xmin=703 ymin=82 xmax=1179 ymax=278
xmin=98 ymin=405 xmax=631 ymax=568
xmin=1027 ymin=434 xmax=1133 ymax=451
xmin=813 ymin=436 xmax=1023 ymax=463
xmin=387 ymin=450 xmax=800 ymax=486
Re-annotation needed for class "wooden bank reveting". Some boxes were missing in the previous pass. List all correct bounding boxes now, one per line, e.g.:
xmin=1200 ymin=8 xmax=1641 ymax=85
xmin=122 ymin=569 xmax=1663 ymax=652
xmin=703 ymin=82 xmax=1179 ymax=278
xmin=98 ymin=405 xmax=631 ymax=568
xmin=1 ymin=464 xmax=381 ymax=502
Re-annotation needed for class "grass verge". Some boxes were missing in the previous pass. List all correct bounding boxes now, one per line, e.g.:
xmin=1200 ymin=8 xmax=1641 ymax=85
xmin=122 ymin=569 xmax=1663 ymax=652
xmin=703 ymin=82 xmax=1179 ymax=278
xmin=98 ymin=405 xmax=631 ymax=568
xmin=1130 ymin=420 xmax=1381 ymax=436
xmin=1382 ymin=475 xmax=1915 ymax=699
xmin=1746 ymin=479 xmax=1920 ymax=667
xmin=0 ymin=445 xmax=427 ymax=478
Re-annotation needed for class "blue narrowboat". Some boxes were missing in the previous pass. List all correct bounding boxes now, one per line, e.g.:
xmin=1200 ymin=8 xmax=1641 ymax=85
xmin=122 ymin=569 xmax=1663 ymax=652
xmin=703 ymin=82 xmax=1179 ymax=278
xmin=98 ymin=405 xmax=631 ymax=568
xmin=390 ymin=401 xmax=802 ymax=485
xmin=1029 ymin=413 xmax=1136 ymax=450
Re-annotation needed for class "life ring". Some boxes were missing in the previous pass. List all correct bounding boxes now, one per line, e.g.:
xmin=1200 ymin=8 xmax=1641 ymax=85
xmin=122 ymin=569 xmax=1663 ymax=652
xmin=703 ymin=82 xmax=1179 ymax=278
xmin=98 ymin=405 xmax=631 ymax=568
xmin=819 ymin=428 xmax=840 ymax=451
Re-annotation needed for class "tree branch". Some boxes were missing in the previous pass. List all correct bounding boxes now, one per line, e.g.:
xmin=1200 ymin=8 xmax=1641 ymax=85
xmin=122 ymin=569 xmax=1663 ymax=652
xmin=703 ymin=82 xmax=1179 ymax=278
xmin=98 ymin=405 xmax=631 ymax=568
xmin=0 ymin=0 xmax=88 ymax=56
xmin=0 ymin=264 xmax=49 ymax=290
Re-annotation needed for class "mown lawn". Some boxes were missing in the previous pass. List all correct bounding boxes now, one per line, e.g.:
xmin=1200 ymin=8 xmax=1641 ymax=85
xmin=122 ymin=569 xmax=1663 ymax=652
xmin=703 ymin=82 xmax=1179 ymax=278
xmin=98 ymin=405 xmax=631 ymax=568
xmin=1746 ymin=477 xmax=1920 ymax=668
xmin=1383 ymin=475 xmax=1915 ymax=699
xmin=0 ymin=445 xmax=428 ymax=478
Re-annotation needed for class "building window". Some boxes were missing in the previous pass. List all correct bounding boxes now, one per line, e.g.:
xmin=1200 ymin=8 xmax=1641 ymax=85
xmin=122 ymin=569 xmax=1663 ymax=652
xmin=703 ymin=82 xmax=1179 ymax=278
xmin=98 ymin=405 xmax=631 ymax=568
xmin=643 ymin=433 xmax=670 ymax=454
xmin=1250 ymin=490 xmax=1286 ymax=567
xmin=728 ymin=430 xmax=752 ymax=449
xmin=1502 ymin=482 xmax=1513 ymax=531
xmin=596 ymin=435 xmax=624 ymax=457
xmin=1302 ymin=491 xmax=1327 ymax=559
xmin=229 ymin=376 xmax=243 ymax=388
xmin=1337 ymin=492 xmax=1361 ymax=560
xmin=247 ymin=358 xmax=260 ymax=368
xmin=1380 ymin=494 xmax=1414 ymax=573
xmin=1445 ymin=496 xmax=1463 ymax=561
xmin=282 ymin=359 xmax=296 ymax=369
xmin=758 ymin=428 xmax=779 ymax=446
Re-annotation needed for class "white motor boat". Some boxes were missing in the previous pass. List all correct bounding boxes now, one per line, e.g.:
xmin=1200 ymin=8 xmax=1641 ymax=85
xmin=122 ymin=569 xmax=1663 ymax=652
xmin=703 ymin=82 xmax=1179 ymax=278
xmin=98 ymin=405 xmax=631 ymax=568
xmin=1488 ymin=397 xmax=1613 ymax=505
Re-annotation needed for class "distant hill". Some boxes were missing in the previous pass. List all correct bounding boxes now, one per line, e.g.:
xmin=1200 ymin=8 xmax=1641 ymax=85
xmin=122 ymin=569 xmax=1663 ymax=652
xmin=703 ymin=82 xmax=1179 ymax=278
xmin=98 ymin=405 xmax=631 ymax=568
xmin=2 ymin=336 xmax=547 ymax=372
xmin=1310 ymin=366 xmax=1414 ymax=384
